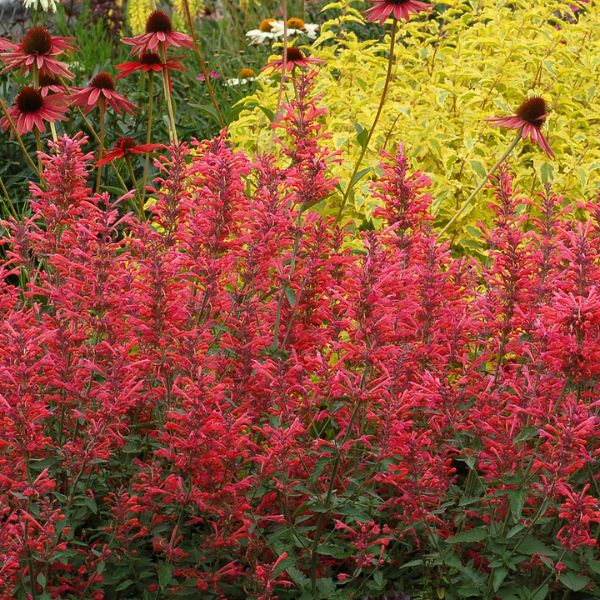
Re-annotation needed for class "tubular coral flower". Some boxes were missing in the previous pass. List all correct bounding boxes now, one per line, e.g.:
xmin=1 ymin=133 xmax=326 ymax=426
xmin=0 ymin=26 xmax=75 ymax=79
xmin=1 ymin=85 xmax=68 ymax=135
xmin=365 ymin=0 xmax=432 ymax=24
xmin=116 ymin=52 xmax=185 ymax=79
xmin=262 ymin=47 xmax=323 ymax=73
xmin=556 ymin=484 xmax=600 ymax=551
xmin=122 ymin=10 xmax=194 ymax=56
xmin=487 ymin=96 xmax=555 ymax=159
xmin=71 ymin=72 xmax=138 ymax=114
xmin=96 ymin=137 xmax=165 ymax=166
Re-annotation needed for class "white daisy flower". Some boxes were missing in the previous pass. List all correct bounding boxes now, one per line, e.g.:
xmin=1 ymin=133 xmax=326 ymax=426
xmin=246 ymin=19 xmax=285 ymax=45
xmin=225 ymin=68 xmax=257 ymax=86
xmin=23 ymin=0 xmax=58 ymax=11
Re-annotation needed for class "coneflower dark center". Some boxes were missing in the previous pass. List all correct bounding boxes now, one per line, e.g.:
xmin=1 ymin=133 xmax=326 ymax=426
xmin=91 ymin=72 xmax=115 ymax=90
xmin=39 ymin=73 xmax=60 ymax=87
xmin=140 ymin=52 xmax=162 ymax=65
xmin=516 ymin=96 xmax=547 ymax=127
xmin=22 ymin=26 xmax=52 ymax=55
xmin=146 ymin=10 xmax=173 ymax=34
xmin=388 ymin=0 xmax=412 ymax=4
xmin=286 ymin=47 xmax=304 ymax=62
xmin=16 ymin=87 xmax=44 ymax=113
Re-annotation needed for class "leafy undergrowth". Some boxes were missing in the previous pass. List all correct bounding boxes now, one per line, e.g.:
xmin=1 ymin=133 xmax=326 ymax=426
xmin=0 ymin=74 xmax=599 ymax=600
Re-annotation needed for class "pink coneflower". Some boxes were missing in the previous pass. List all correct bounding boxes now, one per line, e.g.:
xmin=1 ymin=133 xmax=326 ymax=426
xmin=122 ymin=10 xmax=194 ymax=56
xmin=0 ymin=86 xmax=68 ymax=135
xmin=365 ymin=0 xmax=432 ymax=24
xmin=0 ymin=26 xmax=75 ymax=79
xmin=487 ymin=96 xmax=554 ymax=158
xmin=96 ymin=137 xmax=165 ymax=166
xmin=262 ymin=47 xmax=323 ymax=73
xmin=38 ymin=73 xmax=66 ymax=97
xmin=71 ymin=72 xmax=138 ymax=115
xmin=115 ymin=52 xmax=184 ymax=79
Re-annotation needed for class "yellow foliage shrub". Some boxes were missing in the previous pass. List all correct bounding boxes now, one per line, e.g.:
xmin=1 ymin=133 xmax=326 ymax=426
xmin=230 ymin=0 xmax=599 ymax=251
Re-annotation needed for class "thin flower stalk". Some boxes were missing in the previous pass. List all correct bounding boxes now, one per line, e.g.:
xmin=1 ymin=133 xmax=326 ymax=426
xmin=440 ymin=130 xmax=522 ymax=235
xmin=337 ymin=18 xmax=398 ymax=219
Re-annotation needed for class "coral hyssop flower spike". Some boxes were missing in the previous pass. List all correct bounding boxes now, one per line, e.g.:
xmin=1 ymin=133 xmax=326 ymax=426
xmin=0 ymin=26 xmax=75 ymax=79
xmin=487 ymin=96 xmax=554 ymax=158
xmin=122 ymin=9 xmax=194 ymax=56
xmin=365 ymin=0 xmax=432 ymax=24
xmin=1 ymin=85 xmax=68 ymax=135
xmin=71 ymin=72 xmax=138 ymax=114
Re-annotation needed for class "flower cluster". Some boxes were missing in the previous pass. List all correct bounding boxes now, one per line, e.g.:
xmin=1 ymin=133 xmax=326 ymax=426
xmin=0 ymin=74 xmax=597 ymax=597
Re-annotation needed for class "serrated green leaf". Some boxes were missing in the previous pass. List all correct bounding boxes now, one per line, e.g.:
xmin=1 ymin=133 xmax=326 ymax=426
xmin=509 ymin=489 xmax=526 ymax=522
xmin=559 ymin=571 xmax=590 ymax=592
xmin=447 ymin=528 xmax=487 ymax=544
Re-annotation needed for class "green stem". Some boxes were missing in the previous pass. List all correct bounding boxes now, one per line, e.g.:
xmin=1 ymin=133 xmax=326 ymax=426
xmin=440 ymin=129 xmax=523 ymax=235
xmin=141 ymin=71 xmax=155 ymax=208
xmin=160 ymin=47 xmax=178 ymax=144
xmin=0 ymin=174 xmax=18 ymax=218
xmin=95 ymin=100 xmax=105 ymax=193
xmin=337 ymin=18 xmax=398 ymax=220
xmin=0 ymin=96 xmax=40 ymax=176
xmin=273 ymin=207 xmax=303 ymax=349
xmin=180 ymin=0 xmax=226 ymax=128
xmin=275 ymin=0 xmax=290 ymax=116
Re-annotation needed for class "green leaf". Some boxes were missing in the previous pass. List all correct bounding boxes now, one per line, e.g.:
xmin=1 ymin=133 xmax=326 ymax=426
xmin=514 ymin=426 xmax=538 ymax=444
xmin=470 ymin=159 xmax=487 ymax=179
xmin=517 ymin=536 xmax=556 ymax=557
xmin=284 ymin=286 xmax=297 ymax=307
xmin=258 ymin=105 xmax=275 ymax=123
xmin=158 ymin=562 xmax=173 ymax=588
xmin=559 ymin=571 xmax=590 ymax=592
xmin=354 ymin=123 xmax=369 ymax=150
xmin=316 ymin=544 xmax=350 ymax=559
xmin=492 ymin=567 xmax=508 ymax=592
xmin=287 ymin=566 xmax=310 ymax=587
xmin=273 ymin=555 xmax=297 ymax=577
xmin=447 ymin=528 xmax=487 ymax=544
xmin=529 ymin=584 xmax=549 ymax=600
xmin=115 ymin=579 xmax=134 ymax=592
xmin=509 ymin=489 xmax=526 ymax=522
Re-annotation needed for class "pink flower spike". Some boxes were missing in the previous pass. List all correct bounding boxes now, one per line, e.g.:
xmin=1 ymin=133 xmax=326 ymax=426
xmin=365 ymin=0 xmax=432 ymax=25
